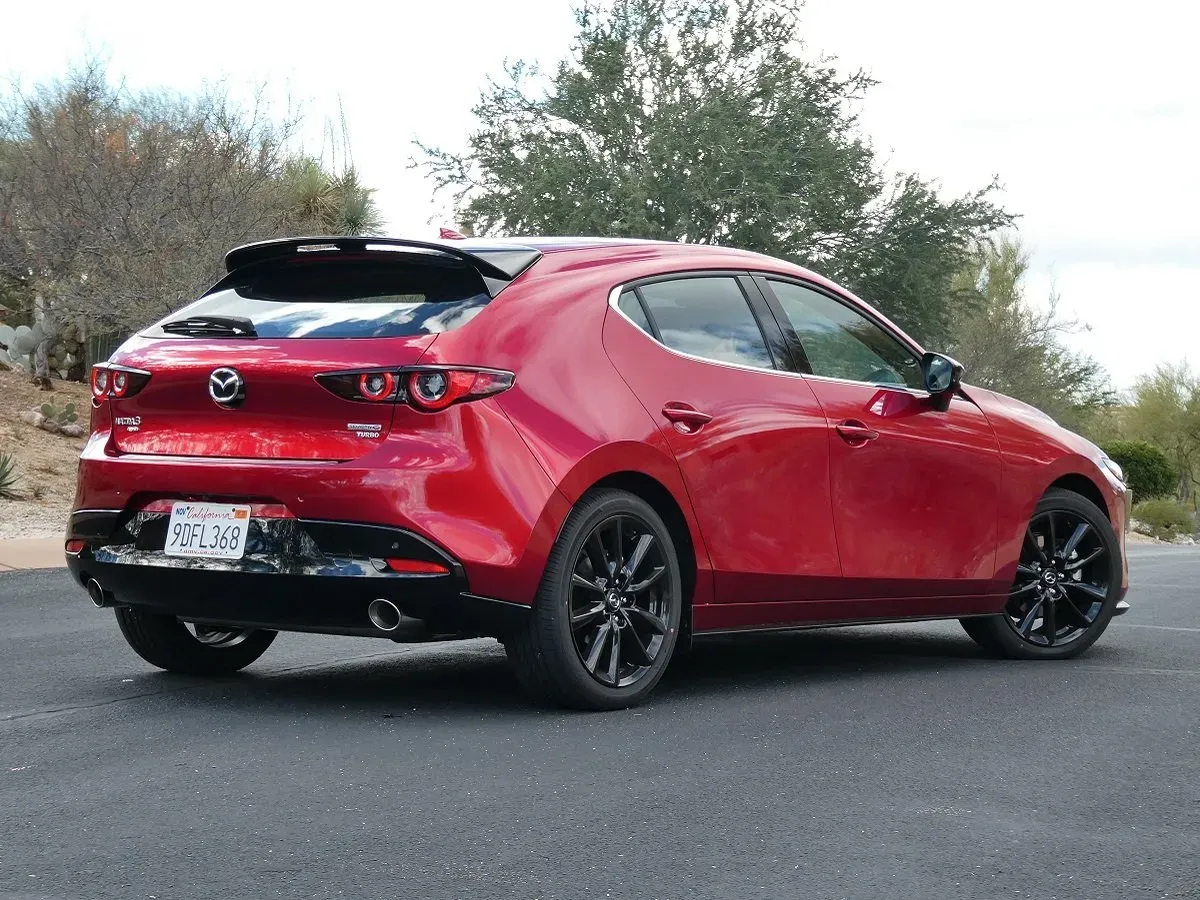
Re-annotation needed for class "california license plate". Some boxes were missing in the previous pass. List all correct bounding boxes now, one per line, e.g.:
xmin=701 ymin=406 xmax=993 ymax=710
xmin=164 ymin=502 xmax=252 ymax=560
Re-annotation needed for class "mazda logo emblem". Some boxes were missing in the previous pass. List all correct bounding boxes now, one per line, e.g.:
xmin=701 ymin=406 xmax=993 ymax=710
xmin=208 ymin=368 xmax=245 ymax=407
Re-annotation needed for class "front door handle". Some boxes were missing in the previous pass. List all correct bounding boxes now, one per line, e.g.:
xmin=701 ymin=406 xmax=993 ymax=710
xmin=662 ymin=402 xmax=713 ymax=432
xmin=835 ymin=420 xmax=879 ymax=444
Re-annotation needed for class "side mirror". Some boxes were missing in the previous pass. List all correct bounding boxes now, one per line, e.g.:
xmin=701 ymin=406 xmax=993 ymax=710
xmin=920 ymin=352 xmax=964 ymax=410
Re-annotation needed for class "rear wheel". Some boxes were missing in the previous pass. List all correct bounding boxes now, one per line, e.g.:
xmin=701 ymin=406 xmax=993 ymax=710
xmin=115 ymin=607 xmax=276 ymax=675
xmin=961 ymin=488 xmax=1121 ymax=659
xmin=506 ymin=489 xmax=683 ymax=710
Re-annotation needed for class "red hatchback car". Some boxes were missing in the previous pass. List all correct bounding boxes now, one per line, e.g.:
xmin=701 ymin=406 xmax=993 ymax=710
xmin=67 ymin=236 xmax=1131 ymax=709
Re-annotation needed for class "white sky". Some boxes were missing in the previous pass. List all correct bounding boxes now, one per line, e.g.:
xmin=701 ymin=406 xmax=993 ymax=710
xmin=3 ymin=0 xmax=1197 ymax=390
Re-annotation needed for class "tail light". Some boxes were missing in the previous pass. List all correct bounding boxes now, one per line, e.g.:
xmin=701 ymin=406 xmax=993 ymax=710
xmin=316 ymin=366 xmax=514 ymax=410
xmin=91 ymin=364 xmax=150 ymax=400
xmin=405 ymin=368 xmax=514 ymax=411
xmin=357 ymin=372 xmax=396 ymax=402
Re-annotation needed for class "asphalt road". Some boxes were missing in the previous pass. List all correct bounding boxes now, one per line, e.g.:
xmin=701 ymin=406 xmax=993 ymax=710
xmin=1 ymin=547 xmax=1198 ymax=900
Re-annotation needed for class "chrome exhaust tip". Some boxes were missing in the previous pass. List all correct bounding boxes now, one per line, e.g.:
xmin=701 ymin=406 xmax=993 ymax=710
xmin=86 ymin=578 xmax=110 ymax=609
xmin=367 ymin=598 xmax=402 ymax=632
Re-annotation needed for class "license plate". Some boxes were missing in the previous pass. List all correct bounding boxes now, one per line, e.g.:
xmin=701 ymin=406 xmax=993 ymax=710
xmin=164 ymin=502 xmax=252 ymax=560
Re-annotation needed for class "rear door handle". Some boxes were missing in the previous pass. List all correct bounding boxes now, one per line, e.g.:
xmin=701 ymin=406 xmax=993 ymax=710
xmin=662 ymin=403 xmax=713 ymax=431
xmin=835 ymin=420 xmax=879 ymax=444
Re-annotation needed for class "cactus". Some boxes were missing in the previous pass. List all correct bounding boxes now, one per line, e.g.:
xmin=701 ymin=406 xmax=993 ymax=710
xmin=0 ymin=452 xmax=17 ymax=500
xmin=39 ymin=401 xmax=78 ymax=427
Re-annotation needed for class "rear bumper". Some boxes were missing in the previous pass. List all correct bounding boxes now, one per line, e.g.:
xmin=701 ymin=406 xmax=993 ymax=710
xmin=65 ymin=510 xmax=528 ymax=638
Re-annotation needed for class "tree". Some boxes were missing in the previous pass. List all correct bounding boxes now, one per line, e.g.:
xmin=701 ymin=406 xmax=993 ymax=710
xmin=415 ymin=0 xmax=1011 ymax=345
xmin=0 ymin=61 xmax=382 ymax=376
xmin=1100 ymin=440 xmax=1176 ymax=500
xmin=1124 ymin=363 xmax=1200 ymax=505
xmin=946 ymin=236 xmax=1115 ymax=433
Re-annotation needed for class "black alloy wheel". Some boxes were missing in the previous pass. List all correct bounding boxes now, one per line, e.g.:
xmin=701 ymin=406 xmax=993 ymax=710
xmin=568 ymin=513 xmax=672 ymax=688
xmin=1005 ymin=507 xmax=1110 ymax=647
xmin=961 ymin=488 xmax=1122 ymax=660
xmin=505 ymin=489 xmax=682 ymax=710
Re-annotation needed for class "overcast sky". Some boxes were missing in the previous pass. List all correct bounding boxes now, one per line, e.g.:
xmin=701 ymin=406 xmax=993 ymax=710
xmin=4 ymin=0 xmax=1196 ymax=389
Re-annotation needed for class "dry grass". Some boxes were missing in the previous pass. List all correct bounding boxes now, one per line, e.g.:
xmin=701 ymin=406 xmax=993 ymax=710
xmin=0 ymin=368 xmax=91 ymax=539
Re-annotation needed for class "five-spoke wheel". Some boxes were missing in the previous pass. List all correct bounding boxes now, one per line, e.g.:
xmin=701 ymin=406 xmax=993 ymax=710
xmin=961 ymin=488 xmax=1121 ymax=659
xmin=506 ymin=489 xmax=682 ymax=709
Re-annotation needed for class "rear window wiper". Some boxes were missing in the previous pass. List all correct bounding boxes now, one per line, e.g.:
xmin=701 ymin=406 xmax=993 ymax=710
xmin=161 ymin=315 xmax=258 ymax=338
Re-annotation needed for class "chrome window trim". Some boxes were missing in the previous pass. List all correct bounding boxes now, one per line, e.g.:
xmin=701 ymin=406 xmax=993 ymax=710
xmin=607 ymin=281 xmax=939 ymax=399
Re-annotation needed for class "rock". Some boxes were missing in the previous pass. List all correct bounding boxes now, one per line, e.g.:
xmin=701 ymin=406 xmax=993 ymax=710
xmin=60 ymin=423 xmax=86 ymax=438
xmin=18 ymin=410 xmax=46 ymax=429
xmin=40 ymin=420 xmax=62 ymax=435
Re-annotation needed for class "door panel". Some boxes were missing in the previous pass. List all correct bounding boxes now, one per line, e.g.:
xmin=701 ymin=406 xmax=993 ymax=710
xmin=758 ymin=276 xmax=1001 ymax=597
xmin=603 ymin=276 xmax=841 ymax=605
xmin=806 ymin=380 xmax=1001 ymax=594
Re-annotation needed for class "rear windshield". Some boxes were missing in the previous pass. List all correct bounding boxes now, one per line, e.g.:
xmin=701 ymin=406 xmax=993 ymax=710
xmin=146 ymin=257 xmax=491 ymax=339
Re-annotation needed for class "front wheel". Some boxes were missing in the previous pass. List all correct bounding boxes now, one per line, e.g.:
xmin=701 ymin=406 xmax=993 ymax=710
xmin=115 ymin=607 xmax=276 ymax=675
xmin=961 ymin=488 xmax=1122 ymax=660
xmin=506 ymin=489 xmax=683 ymax=710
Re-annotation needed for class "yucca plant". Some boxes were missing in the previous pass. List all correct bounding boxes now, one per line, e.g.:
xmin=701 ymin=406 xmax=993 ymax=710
xmin=0 ymin=452 xmax=19 ymax=499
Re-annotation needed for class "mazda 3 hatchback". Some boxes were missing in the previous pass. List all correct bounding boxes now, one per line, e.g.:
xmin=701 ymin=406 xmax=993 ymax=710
xmin=67 ymin=236 xmax=1131 ymax=709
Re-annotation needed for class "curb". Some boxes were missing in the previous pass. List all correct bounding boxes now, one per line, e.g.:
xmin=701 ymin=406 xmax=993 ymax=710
xmin=0 ymin=536 xmax=66 ymax=571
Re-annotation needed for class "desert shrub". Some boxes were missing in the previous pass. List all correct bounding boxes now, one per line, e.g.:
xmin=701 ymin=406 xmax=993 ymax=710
xmin=1101 ymin=440 xmax=1176 ymax=500
xmin=1132 ymin=498 xmax=1195 ymax=541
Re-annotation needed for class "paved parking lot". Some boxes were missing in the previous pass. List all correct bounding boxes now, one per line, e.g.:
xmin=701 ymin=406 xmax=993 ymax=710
xmin=2 ymin=546 xmax=1197 ymax=899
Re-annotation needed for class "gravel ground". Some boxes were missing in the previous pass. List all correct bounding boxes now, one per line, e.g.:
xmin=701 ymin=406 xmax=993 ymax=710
xmin=0 ymin=367 xmax=87 ymax=539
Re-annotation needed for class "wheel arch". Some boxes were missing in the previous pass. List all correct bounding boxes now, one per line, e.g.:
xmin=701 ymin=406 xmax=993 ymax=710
xmin=1046 ymin=472 xmax=1111 ymax=522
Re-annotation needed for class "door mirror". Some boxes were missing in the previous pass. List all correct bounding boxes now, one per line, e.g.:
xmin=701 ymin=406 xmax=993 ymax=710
xmin=920 ymin=352 xmax=964 ymax=405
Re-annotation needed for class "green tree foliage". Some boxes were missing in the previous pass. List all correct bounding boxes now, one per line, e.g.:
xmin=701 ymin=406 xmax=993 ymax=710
xmin=416 ymin=0 xmax=1011 ymax=345
xmin=1100 ymin=440 xmax=1175 ymax=500
xmin=0 ymin=61 xmax=381 ymax=340
xmin=1124 ymin=363 xmax=1200 ymax=505
xmin=946 ymin=236 xmax=1114 ymax=433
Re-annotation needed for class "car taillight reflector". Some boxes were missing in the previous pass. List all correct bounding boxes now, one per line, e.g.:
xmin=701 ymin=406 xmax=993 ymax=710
xmin=90 ymin=367 xmax=109 ymax=398
xmin=315 ymin=366 xmax=514 ymax=410
xmin=405 ymin=368 xmax=514 ymax=412
xmin=91 ymin=364 xmax=150 ymax=400
xmin=65 ymin=539 xmax=86 ymax=554
xmin=383 ymin=558 xmax=449 ymax=575
xmin=358 ymin=371 xmax=396 ymax=401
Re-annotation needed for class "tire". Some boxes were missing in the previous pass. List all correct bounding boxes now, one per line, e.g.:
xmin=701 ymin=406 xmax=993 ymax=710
xmin=961 ymin=488 xmax=1122 ymax=660
xmin=115 ymin=607 xmax=276 ymax=675
xmin=506 ymin=489 xmax=683 ymax=710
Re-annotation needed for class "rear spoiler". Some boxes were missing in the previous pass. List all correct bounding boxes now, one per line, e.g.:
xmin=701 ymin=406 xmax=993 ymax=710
xmin=223 ymin=236 xmax=542 ymax=297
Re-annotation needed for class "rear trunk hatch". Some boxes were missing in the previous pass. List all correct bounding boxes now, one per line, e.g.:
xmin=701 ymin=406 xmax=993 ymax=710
xmin=107 ymin=248 xmax=504 ymax=461
xmin=109 ymin=335 xmax=434 ymax=460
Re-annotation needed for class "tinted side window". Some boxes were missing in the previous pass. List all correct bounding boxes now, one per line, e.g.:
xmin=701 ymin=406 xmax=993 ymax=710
xmin=769 ymin=280 xmax=921 ymax=389
xmin=638 ymin=277 xmax=774 ymax=370
xmin=617 ymin=289 xmax=653 ymax=334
